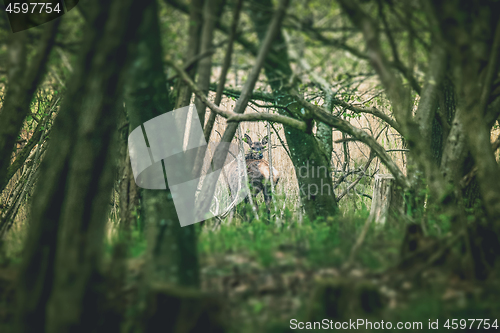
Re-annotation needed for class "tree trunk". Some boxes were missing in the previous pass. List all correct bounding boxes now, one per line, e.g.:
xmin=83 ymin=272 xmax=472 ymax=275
xmin=116 ymin=103 xmax=140 ymax=233
xmin=436 ymin=1 xmax=500 ymax=226
xmin=249 ymin=0 xmax=339 ymax=221
xmin=316 ymin=111 xmax=334 ymax=164
xmin=194 ymin=0 xmax=224 ymax=127
xmin=174 ymin=0 xmax=204 ymax=109
xmin=203 ymin=0 xmax=243 ymax=143
xmin=124 ymin=0 xmax=199 ymax=287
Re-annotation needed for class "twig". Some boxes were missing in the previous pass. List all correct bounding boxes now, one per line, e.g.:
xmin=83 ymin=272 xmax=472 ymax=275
xmin=203 ymin=0 xmax=243 ymax=143
xmin=337 ymin=150 xmax=375 ymax=201
xmin=386 ymin=149 xmax=409 ymax=152
xmin=269 ymin=122 xmax=291 ymax=160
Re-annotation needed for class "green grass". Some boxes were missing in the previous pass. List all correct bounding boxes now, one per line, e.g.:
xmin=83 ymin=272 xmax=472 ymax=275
xmin=198 ymin=200 xmax=403 ymax=271
xmin=4 ymin=197 xmax=499 ymax=333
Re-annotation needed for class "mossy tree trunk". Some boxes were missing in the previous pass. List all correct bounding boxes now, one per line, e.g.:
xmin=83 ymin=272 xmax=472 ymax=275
xmin=16 ymin=1 xmax=149 ymax=332
xmin=116 ymin=105 xmax=140 ymax=233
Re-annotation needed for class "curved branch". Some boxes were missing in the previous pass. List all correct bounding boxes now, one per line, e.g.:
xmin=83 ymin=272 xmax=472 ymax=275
xmin=211 ymin=83 xmax=403 ymax=134
xmin=330 ymin=97 xmax=403 ymax=134
xmin=296 ymin=94 xmax=410 ymax=189
xmin=168 ymin=59 xmax=308 ymax=131
xmin=170 ymin=51 xmax=409 ymax=189
xmin=226 ymin=112 xmax=307 ymax=130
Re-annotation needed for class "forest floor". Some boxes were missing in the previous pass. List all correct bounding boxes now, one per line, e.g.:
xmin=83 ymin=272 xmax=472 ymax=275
xmin=195 ymin=210 xmax=500 ymax=332
xmin=1 ymin=207 xmax=500 ymax=332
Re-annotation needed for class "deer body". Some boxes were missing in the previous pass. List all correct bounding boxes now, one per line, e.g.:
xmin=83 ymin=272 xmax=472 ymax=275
xmin=225 ymin=134 xmax=280 ymax=220
xmin=245 ymin=159 xmax=280 ymax=198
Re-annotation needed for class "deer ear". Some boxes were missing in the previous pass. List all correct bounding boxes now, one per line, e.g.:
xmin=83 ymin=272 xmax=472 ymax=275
xmin=244 ymin=134 xmax=252 ymax=146
xmin=261 ymin=135 xmax=268 ymax=146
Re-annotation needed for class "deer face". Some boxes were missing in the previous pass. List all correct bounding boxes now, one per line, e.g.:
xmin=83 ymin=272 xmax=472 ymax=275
xmin=244 ymin=134 xmax=268 ymax=160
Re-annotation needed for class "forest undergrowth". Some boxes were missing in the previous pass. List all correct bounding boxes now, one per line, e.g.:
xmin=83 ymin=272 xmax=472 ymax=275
xmin=195 ymin=203 xmax=500 ymax=332
xmin=3 ymin=198 xmax=498 ymax=333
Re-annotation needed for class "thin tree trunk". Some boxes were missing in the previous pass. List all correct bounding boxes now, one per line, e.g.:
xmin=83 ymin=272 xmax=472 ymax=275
xmin=115 ymin=102 xmax=140 ymax=233
xmin=0 ymin=122 xmax=46 ymax=237
xmin=266 ymin=110 xmax=279 ymax=224
xmin=174 ymin=0 xmax=204 ymax=109
xmin=194 ymin=0 xmax=225 ymax=127
xmin=0 ymin=100 xmax=57 ymax=194
xmin=203 ymin=0 xmax=243 ymax=143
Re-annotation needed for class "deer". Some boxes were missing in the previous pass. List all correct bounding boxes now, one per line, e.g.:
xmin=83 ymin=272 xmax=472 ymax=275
xmin=221 ymin=134 xmax=280 ymax=222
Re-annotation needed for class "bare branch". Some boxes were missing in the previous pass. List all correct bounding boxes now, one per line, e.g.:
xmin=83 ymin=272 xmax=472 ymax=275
xmin=227 ymin=112 xmax=307 ymax=130
xmin=204 ymin=0 xmax=244 ymax=142
xmin=295 ymin=93 xmax=410 ymax=189
xmin=330 ymin=97 xmax=402 ymax=134
xmin=337 ymin=150 xmax=375 ymax=201
xmin=338 ymin=0 xmax=411 ymax=123
xmin=168 ymin=60 xmax=307 ymax=131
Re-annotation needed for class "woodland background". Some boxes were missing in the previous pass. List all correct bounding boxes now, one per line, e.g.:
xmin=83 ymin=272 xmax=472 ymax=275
xmin=0 ymin=0 xmax=500 ymax=332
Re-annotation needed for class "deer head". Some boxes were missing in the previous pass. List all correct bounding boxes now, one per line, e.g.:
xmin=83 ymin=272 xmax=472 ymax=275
xmin=244 ymin=134 xmax=268 ymax=160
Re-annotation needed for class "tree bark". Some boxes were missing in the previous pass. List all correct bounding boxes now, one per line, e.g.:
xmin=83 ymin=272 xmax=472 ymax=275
xmin=203 ymin=0 xmax=243 ymax=143
xmin=113 ymin=100 xmax=142 ymax=235
xmin=437 ymin=1 xmax=500 ymax=226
